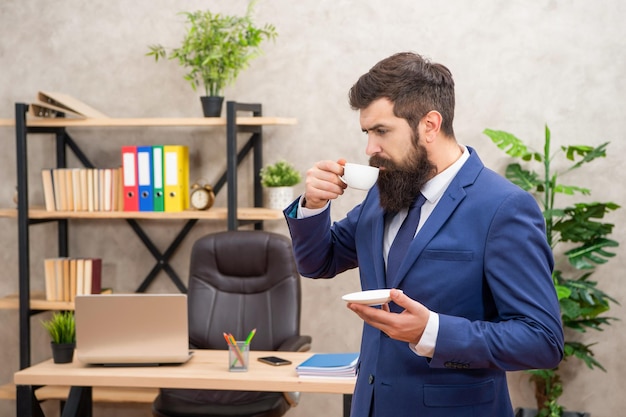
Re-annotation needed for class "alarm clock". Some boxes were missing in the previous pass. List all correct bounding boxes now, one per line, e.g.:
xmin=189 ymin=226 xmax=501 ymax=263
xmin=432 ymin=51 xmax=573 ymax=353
xmin=190 ymin=181 xmax=215 ymax=210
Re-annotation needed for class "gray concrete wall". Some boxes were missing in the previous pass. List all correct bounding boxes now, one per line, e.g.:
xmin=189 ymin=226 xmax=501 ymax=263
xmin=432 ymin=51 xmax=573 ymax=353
xmin=1 ymin=1 xmax=624 ymax=416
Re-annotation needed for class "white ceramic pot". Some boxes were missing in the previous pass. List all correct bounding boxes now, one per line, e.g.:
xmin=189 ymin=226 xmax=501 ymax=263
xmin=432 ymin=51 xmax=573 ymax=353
xmin=265 ymin=186 xmax=294 ymax=210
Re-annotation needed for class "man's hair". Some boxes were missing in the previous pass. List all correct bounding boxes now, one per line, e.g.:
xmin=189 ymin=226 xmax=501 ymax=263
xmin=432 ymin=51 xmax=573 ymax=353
xmin=348 ymin=52 xmax=455 ymax=137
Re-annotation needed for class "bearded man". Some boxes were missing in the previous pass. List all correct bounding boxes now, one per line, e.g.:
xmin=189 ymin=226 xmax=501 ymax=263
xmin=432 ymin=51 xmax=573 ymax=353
xmin=284 ymin=52 xmax=564 ymax=417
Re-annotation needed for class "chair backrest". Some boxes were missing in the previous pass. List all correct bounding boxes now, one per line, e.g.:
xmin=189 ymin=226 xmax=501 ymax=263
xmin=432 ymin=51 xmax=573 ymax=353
xmin=187 ymin=230 xmax=303 ymax=351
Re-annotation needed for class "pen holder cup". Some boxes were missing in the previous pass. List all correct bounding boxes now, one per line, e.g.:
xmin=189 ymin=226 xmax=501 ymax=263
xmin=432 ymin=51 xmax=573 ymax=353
xmin=228 ymin=341 xmax=249 ymax=372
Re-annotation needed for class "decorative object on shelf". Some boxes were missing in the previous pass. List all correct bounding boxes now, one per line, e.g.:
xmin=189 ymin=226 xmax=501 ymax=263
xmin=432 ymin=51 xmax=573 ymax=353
xmin=485 ymin=126 xmax=620 ymax=417
xmin=41 ymin=311 xmax=76 ymax=364
xmin=146 ymin=0 xmax=277 ymax=117
xmin=260 ymin=160 xmax=301 ymax=210
xmin=190 ymin=179 xmax=215 ymax=210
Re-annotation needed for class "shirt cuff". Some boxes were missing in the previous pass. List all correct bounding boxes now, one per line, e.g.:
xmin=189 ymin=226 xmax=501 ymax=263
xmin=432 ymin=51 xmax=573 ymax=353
xmin=296 ymin=196 xmax=329 ymax=218
xmin=409 ymin=311 xmax=439 ymax=358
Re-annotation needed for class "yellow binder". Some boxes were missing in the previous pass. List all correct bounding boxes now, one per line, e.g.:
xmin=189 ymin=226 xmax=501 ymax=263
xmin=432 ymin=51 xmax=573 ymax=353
xmin=163 ymin=145 xmax=189 ymax=212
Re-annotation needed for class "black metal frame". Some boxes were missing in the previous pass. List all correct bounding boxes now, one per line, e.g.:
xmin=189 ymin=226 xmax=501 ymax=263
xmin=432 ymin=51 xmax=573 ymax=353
xmin=14 ymin=101 xmax=268 ymax=415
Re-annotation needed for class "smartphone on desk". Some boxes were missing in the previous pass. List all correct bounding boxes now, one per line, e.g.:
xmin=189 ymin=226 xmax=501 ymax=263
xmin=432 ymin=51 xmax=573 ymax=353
xmin=258 ymin=356 xmax=292 ymax=366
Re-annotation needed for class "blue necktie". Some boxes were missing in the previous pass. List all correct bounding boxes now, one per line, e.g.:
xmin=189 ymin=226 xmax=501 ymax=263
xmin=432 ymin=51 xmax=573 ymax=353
xmin=386 ymin=193 xmax=426 ymax=285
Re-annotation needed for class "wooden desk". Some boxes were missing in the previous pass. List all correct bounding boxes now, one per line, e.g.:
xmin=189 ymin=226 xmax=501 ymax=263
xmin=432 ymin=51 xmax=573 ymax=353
xmin=14 ymin=350 xmax=356 ymax=417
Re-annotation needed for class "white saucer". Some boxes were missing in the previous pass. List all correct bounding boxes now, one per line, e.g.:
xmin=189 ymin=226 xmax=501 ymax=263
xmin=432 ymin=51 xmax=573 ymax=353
xmin=341 ymin=289 xmax=402 ymax=306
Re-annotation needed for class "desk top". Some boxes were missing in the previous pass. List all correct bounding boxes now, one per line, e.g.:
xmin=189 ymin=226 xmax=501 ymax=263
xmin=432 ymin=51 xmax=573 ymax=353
xmin=14 ymin=350 xmax=355 ymax=395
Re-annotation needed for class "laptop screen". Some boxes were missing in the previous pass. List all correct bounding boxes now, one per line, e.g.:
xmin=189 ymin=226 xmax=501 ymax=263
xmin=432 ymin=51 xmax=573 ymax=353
xmin=75 ymin=293 xmax=191 ymax=365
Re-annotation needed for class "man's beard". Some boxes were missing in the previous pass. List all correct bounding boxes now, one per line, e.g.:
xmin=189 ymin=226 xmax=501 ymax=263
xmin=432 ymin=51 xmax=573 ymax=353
xmin=370 ymin=138 xmax=436 ymax=212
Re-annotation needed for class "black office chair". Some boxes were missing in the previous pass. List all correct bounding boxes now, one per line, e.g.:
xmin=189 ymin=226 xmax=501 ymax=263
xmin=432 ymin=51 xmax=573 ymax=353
xmin=153 ymin=230 xmax=312 ymax=417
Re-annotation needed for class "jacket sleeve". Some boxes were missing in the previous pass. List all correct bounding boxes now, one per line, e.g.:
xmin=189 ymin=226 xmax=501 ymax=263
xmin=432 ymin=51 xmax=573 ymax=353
xmin=283 ymin=198 xmax=362 ymax=278
xmin=429 ymin=191 xmax=564 ymax=371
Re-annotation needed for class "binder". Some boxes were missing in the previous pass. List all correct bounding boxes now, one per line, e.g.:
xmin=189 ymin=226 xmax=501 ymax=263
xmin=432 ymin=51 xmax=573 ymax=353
xmin=163 ymin=145 xmax=189 ymax=212
xmin=121 ymin=146 xmax=139 ymax=211
xmin=152 ymin=145 xmax=165 ymax=212
xmin=137 ymin=146 xmax=154 ymax=211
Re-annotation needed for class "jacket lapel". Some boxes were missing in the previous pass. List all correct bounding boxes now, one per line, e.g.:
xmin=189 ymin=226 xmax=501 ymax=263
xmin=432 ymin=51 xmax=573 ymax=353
xmin=390 ymin=148 xmax=484 ymax=288
xmin=369 ymin=188 xmax=388 ymax=289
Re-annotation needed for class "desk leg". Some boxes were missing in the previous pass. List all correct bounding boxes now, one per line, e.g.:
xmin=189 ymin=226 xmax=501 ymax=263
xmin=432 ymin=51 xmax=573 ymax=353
xmin=16 ymin=385 xmax=45 ymax=417
xmin=343 ymin=394 xmax=352 ymax=417
xmin=60 ymin=386 xmax=92 ymax=417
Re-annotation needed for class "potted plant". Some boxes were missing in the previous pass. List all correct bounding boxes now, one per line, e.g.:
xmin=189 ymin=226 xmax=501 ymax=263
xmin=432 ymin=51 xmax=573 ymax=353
xmin=41 ymin=311 xmax=76 ymax=364
xmin=260 ymin=160 xmax=301 ymax=210
xmin=147 ymin=0 xmax=277 ymax=117
xmin=484 ymin=126 xmax=620 ymax=417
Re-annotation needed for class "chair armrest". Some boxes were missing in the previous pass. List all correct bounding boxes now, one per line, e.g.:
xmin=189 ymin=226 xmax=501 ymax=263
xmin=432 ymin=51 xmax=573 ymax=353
xmin=276 ymin=335 xmax=312 ymax=352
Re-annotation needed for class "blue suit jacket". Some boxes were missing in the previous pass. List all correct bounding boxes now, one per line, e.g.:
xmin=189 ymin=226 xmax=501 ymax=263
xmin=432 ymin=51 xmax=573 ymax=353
xmin=284 ymin=148 xmax=564 ymax=417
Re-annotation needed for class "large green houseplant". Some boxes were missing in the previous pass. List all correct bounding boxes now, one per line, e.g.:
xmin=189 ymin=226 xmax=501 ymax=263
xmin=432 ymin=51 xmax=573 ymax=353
xmin=484 ymin=126 xmax=620 ymax=417
xmin=147 ymin=0 xmax=277 ymax=116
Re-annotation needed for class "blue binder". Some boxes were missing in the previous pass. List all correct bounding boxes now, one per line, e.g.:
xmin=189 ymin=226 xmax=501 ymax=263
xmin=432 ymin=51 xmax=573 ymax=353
xmin=137 ymin=146 xmax=154 ymax=211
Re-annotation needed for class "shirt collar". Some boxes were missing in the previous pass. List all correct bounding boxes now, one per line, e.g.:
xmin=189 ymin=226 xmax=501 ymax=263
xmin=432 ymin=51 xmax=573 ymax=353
xmin=421 ymin=145 xmax=469 ymax=203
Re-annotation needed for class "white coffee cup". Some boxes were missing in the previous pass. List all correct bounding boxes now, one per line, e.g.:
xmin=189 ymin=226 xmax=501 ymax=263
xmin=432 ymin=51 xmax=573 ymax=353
xmin=341 ymin=163 xmax=379 ymax=190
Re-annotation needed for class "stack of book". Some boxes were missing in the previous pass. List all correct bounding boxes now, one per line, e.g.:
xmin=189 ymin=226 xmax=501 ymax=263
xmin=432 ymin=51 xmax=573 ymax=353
xmin=41 ymin=168 xmax=123 ymax=212
xmin=295 ymin=352 xmax=359 ymax=378
xmin=43 ymin=258 xmax=102 ymax=302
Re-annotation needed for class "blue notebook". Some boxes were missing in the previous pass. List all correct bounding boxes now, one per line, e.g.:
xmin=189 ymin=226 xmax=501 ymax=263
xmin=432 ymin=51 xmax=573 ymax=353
xmin=296 ymin=353 xmax=359 ymax=377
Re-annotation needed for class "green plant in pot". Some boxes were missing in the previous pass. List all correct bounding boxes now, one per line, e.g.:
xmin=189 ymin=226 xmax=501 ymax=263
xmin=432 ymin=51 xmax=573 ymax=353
xmin=147 ymin=0 xmax=277 ymax=117
xmin=41 ymin=311 xmax=76 ymax=364
xmin=260 ymin=160 xmax=301 ymax=210
xmin=484 ymin=126 xmax=620 ymax=417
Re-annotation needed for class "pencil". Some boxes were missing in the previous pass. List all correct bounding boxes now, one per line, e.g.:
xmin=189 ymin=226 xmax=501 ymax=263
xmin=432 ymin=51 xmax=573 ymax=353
xmin=225 ymin=332 xmax=246 ymax=367
xmin=245 ymin=328 xmax=256 ymax=345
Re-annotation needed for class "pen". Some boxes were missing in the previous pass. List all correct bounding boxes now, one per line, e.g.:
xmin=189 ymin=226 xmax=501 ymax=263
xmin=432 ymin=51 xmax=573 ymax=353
xmin=245 ymin=328 xmax=256 ymax=345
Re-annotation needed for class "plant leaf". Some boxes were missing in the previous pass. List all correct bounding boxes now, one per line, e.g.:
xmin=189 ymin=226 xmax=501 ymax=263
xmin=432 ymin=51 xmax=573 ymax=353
xmin=483 ymin=129 xmax=541 ymax=160
xmin=504 ymin=163 xmax=542 ymax=191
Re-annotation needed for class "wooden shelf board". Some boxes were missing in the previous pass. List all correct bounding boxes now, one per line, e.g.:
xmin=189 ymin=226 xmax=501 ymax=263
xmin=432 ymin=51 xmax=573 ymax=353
xmin=0 ymin=207 xmax=284 ymax=221
xmin=0 ymin=117 xmax=296 ymax=128
xmin=0 ymin=382 xmax=156 ymax=403
xmin=0 ymin=293 xmax=74 ymax=310
xmin=0 ymin=383 xmax=14 ymax=400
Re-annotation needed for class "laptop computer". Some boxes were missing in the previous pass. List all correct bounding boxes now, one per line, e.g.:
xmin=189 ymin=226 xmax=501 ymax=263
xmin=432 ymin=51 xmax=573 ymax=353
xmin=75 ymin=293 xmax=192 ymax=366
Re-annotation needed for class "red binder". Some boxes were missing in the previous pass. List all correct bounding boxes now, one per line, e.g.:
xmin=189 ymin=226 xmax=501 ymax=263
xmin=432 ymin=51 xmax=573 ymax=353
xmin=121 ymin=146 xmax=139 ymax=211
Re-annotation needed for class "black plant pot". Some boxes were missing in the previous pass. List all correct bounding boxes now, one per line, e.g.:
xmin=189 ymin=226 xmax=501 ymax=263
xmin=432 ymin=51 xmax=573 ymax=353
xmin=515 ymin=407 xmax=590 ymax=417
xmin=200 ymin=96 xmax=224 ymax=117
xmin=51 ymin=342 xmax=75 ymax=364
